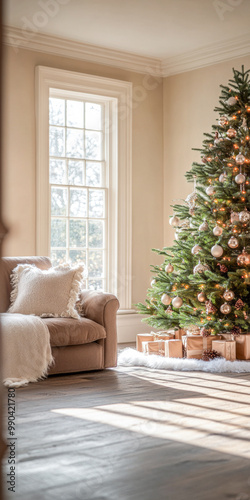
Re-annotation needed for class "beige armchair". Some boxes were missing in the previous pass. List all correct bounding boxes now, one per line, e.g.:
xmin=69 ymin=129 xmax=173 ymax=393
xmin=0 ymin=257 xmax=119 ymax=375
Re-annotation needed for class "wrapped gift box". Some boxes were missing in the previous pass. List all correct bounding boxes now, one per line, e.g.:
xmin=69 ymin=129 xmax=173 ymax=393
xmin=136 ymin=332 xmax=174 ymax=352
xmin=142 ymin=340 xmax=165 ymax=356
xmin=174 ymin=329 xmax=186 ymax=340
xmin=221 ymin=333 xmax=250 ymax=360
xmin=212 ymin=340 xmax=236 ymax=361
xmin=165 ymin=339 xmax=183 ymax=358
xmin=182 ymin=335 xmax=221 ymax=359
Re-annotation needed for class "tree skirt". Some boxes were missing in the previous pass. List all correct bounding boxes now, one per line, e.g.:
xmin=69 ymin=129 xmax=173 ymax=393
xmin=118 ymin=348 xmax=250 ymax=373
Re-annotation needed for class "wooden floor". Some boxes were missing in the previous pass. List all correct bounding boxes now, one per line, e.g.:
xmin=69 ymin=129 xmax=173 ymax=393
xmin=2 ymin=344 xmax=250 ymax=500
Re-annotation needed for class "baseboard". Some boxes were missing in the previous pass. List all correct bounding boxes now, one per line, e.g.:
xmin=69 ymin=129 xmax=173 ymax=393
xmin=117 ymin=310 xmax=155 ymax=343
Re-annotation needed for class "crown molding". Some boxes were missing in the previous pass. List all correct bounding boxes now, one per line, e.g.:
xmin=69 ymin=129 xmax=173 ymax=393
xmin=161 ymin=33 xmax=250 ymax=77
xmin=3 ymin=25 xmax=162 ymax=76
xmin=3 ymin=26 xmax=250 ymax=78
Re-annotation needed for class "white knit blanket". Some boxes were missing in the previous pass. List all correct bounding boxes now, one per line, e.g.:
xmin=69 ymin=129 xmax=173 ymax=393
xmin=1 ymin=313 xmax=54 ymax=388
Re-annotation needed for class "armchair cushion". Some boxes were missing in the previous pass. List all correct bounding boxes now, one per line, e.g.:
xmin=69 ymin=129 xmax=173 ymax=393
xmin=43 ymin=317 xmax=106 ymax=347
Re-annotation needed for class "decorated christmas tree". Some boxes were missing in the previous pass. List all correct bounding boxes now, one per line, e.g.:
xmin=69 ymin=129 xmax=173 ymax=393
xmin=137 ymin=66 xmax=250 ymax=337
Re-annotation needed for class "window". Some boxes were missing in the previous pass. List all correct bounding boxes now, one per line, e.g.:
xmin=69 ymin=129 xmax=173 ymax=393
xmin=49 ymin=94 xmax=108 ymax=290
xmin=36 ymin=66 xmax=132 ymax=309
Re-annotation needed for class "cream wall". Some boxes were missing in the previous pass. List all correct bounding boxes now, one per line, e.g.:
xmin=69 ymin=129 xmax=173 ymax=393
xmin=163 ymin=56 xmax=250 ymax=246
xmin=2 ymin=45 xmax=163 ymax=305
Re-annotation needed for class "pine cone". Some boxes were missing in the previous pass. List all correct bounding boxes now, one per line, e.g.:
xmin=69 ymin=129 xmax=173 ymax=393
xmin=205 ymin=300 xmax=217 ymax=314
xmin=201 ymin=327 xmax=211 ymax=337
xmin=235 ymin=299 xmax=244 ymax=310
xmin=217 ymin=263 xmax=228 ymax=273
xmin=202 ymin=349 xmax=222 ymax=361
xmin=166 ymin=306 xmax=173 ymax=315
xmin=231 ymin=326 xmax=242 ymax=337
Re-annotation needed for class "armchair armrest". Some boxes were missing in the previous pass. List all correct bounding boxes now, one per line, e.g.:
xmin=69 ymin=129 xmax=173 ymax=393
xmin=78 ymin=291 xmax=119 ymax=368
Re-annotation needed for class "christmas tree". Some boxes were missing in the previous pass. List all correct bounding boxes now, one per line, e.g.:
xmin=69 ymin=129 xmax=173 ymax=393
xmin=137 ymin=66 xmax=250 ymax=337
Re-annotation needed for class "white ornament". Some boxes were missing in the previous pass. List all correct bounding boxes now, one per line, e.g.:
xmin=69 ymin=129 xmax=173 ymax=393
xmin=235 ymin=173 xmax=246 ymax=184
xmin=165 ymin=263 xmax=174 ymax=273
xmin=193 ymin=262 xmax=210 ymax=274
xmin=169 ymin=215 xmax=180 ymax=227
xmin=172 ymin=296 xmax=183 ymax=308
xmin=213 ymin=226 xmax=223 ymax=236
xmin=223 ymin=290 xmax=235 ymax=301
xmin=236 ymin=153 xmax=245 ymax=165
xmin=239 ymin=210 xmax=250 ymax=223
xmin=226 ymin=128 xmax=237 ymax=138
xmin=197 ymin=292 xmax=206 ymax=302
xmin=161 ymin=294 xmax=172 ymax=306
xmin=226 ymin=96 xmax=237 ymax=106
xmin=231 ymin=212 xmax=239 ymax=223
xmin=199 ymin=220 xmax=209 ymax=231
xmin=214 ymin=137 xmax=223 ymax=145
xmin=191 ymin=245 xmax=202 ymax=255
xmin=219 ymin=173 xmax=227 ymax=183
xmin=220 ymin=303 xmax=232 ymax=314
xmin=228 ymin=236 xmax=239 ymax=249
xmin=218 ymin=116 xmax=228 ymax=126
xmin=206 ymin=185 xmax=215 ymax=196
xmin=186 ymin=191 xmax=197 ymax=208
xmin=211 ymin=244 xmax=224 ymax=258
xmin=151 ymin=279 xmax=156 ymax=287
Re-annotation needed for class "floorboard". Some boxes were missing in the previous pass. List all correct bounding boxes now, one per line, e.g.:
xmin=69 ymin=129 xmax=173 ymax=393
xmin=2 ymin=344 xmax=250 ymax=500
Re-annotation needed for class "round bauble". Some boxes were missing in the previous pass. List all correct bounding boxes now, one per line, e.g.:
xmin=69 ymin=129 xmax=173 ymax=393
xmin=226 ymin=96 xmax=237 ymax=106
xmin=211 ymin=244 xmax=224 ymax=258
xmin=220 ymin=303 xmax=232 ymax=314
xmin=228 ymin=236 xmax=239 ymax=249
xmin=223 ymin=289 xmax=235 ymax=301
xmin=201 ymin=156 xmax=208 ymax=164
xmin=206 ymin=185 xmax=215 ymax=196
xmin=219 ymin=172 xmax=227 ymax=183
xmin=169 ymin=215 xmax=180 ymax=227
xmin=193 ymin=262 xmax=210 ymax=274
xmin=218 ymin=116 xmax=228 ymax=126
xmin=172 ymin=296 xmax=183 ymax=308
xmin=151 ymin=279 xmax=156 ymax=287
xmin=235 ymin=153 xmax=245 ymax=165
xmin=165 ymin=263 xmax=174 ymax=273
xmin=231 ymin=212 xmax=239 ymax=223
xmin=191 ymin=244 xmax=202 ymax=255
xmin=199 ymin=220 xmax=209 ymax=231
xmin=226 ymin=128 xmax=237 ymax=138
xmin=235 ymin=173 xmax=246 ymax=184
xmin=161 ymin=294 xmax=172 ymax=306
xmin=237 ymin=250 xmax=250 ymax=266
xmin=239 ymin=209 xmax=250 ymax=223
xmin=197 ymin=292 xmax=206 ymax=302
xmin=213 ymin=226 xmax=223 ymax=236
xmin=186 ymin=191 xmax=197 ymax=207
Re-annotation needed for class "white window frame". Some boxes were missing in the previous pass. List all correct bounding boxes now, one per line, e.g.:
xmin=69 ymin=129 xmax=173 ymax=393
xmin=35 ymin=66 xmax=132 ymax=310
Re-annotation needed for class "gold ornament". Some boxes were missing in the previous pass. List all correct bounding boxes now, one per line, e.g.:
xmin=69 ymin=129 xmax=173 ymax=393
xmin=172 ymin=296 xmax=183 ymax=308
xmin=186 ymin=191 xmax=197 ymax=208
xmin=197 ymin=292 xmax=206 ymax=302
xmin=199 ymin=220 xmax=209 ymax=231
xmin=223 ymin=290 xmax=235 ymax=301
xmin=228 ymin=236 xmax=239 ymax=249
xmin=219 ymin=172 xmax=227 ymax=183
xmin=169 ymin=215 xmax=180 ymax=227
xmin=239 ymin=209 xmax=250 ymax=223
xmin=226 ymin=97 xmax=237 ymax=106
xmin=218 ymin=116 xmax=228 ymax=126
xmin=220 ymin=303 xmax=232 ymax=314
xmin=235 ymin=173 xmax=246 ymax=184
xmin=231 ymin=212 xmax=239 ymax=223
xmin=165 ymin=263 xmax=174 ymax=273
xmin=211 ymin=244 xmax=223 ymax=258
xmin=206 ymin=185 xmax=215 ymax=196
xmin=237 ymin=249 xmax=250 ymax=266
xmin=227 ymin=128 xmax=237 ymax=138
xmin=213 ymin=226 xmax=223 ymax=236
xmin=161 ymin=294 xmax=172 ymax=306
xmin=191 ymin=245 xmax=202 ymax=255
xmin=193 ymin=262 xmax=210 ymax=274
xmin=235 ymin=153 xmax=245 ymax=165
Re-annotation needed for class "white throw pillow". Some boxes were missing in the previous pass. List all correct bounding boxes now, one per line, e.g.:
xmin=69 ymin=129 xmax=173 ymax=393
xmin=8 ymin=264 xmax=84 ymax=319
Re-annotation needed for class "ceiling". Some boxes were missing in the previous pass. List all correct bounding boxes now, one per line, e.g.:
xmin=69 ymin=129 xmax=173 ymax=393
xmin=3 ymin=0 xmax=250 ymax=75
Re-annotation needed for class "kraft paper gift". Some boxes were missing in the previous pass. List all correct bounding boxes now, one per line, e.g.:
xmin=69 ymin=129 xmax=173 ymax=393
xmin=136 ymin=332 xmax=174 ymax=352
xmin=164 ymin=339 xmax=183 ymax=358
xmin=221 ymin=333 xmax=250 ymax=360
xmin=212 ymin=340 xmax=236 ymax=361
xmin=174 ymin=329 xmax=186 ymax=340
xmin=182 ymin=335 xmax=221 ymax=359
xmin=142 ymin=340 xmax=165 ymax=356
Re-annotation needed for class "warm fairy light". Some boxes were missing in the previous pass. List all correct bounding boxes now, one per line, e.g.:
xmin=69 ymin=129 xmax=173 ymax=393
xmin=241 ymin=197 xmax=246 ymax=202
xmin=207 ymin=316 xmax=211 ymax=320
xmin=193 ymin=308 xmax=197 ymax=311
xmin=246 ymin=181 xmax=249 ymax=185
xmin=200 ymin=285 xmax=205 ymax=289
xmin=217 ymin=220 xmax=222 ymax=224
xmin=225 ymin=323 xmax=229 ymax=327
xmin=207 ymin=157 xmax=212 ymax=161
xmin=215 ymin=284 xmax=220 ymax=288
xmin=233 ymin=144 xmax=239 ymax=149
xmin=219 ymin=207 xmax=225 ymax=211
xmin=232 ymin=115 xmax=237 ymax=120
xmin=184 ymin=285 xmax=189 ymax=289
xmin=227 ymin=163 xmax=233 ymax=167
xmin=246 ymin=136 xmax=250 ymax=141
xmin=233 ymin=167 xmax=239 ymax=172
xmin=223 ymin=224 xmax=226 ymax=227
xmin=237 ymin=110 xmax=241 ymax=114
xmin=200 ymin=319 xmax=204 ymax=323
xmin=246 ymin=107 xmax=250 ymax=112
xmin=245 ymin=159 xmax=250 ymax=164
xmin=214 ymin=199 xmax=218 ymax=203
xmin=213 ymin=209 xmax=217 ymax=212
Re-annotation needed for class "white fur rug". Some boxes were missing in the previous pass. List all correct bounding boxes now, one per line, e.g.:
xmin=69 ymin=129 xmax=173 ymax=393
xmin=118 ymin=348 xmax=250 ymax=373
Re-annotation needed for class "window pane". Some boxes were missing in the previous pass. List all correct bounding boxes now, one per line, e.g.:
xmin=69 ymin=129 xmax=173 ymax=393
xmin=85 ymin=131 xmax=102 ymax=160
xmin=51 ymin=219 xmax=66 ymax=247
xmin=86 ymin=162 xmax=102 ymax=187
xmin=67 ymin=100 xmax=83 ymax=128
xmin=70 ymin=188 xmax=87 ymax=217
xmin=69 ymin=249 xmax=86 ymax=266
xmin=49 ymin=126 xmax=65 ymax=157
xmin=51 ymin=249 xmax=67 ymax=266
xmin=68 ymin=160 xmax=84 ymax=186
xmin=51 ymin=187 xmax=68 ymax=216
xmin=89 ymin=250 xmax=103 ymax=277
xmin=69 ymin=219 xmax=86 ymax=247
xmin=49 ymin=98 xmax=65 ymax=126
xmin=66 ymin=128 xmax=84 ymax=158
xmin=89 ymin=189 xmax=104 ymax=218
xmin=85 ymin=103 xmax=102 ymax=130
xmin=50 ymin=159 xmax=67 ymax=185
xmin=89 ymin=220 xmax=104 ymax=248
xmin=88 ymin=279 xmax=104 ymax=291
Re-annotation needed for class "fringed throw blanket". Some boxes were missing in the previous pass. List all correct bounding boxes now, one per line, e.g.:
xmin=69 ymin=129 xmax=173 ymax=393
xmin=1 ymin=313 xmax=54 ymax=388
